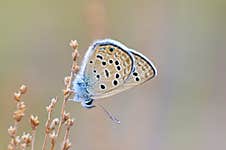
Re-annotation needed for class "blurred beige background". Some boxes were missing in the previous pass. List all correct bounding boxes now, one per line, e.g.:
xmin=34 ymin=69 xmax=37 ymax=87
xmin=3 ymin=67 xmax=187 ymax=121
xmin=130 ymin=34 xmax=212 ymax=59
xmin=1 ymin=0 xmax=226 ymax=149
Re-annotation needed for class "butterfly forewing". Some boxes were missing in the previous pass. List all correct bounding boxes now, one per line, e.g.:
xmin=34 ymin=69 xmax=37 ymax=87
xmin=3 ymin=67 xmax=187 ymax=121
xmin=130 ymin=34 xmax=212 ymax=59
xmin=95 ymin=49 xmax=157 ymax=97
xmin=82 ymin=40 xmax=134 ymax=98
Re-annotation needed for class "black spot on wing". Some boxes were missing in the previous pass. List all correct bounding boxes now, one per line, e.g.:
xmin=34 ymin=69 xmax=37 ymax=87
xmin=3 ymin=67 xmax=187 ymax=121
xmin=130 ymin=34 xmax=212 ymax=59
xmin=96 ymin=54 xmax=103 ymax=60
xmin=113 ymin=80 xmax=118 ymax=86
xmin=105 ymin=69 xmax=110 ymax=77
xmin=100 ymin=84 xmax=106 ymax=89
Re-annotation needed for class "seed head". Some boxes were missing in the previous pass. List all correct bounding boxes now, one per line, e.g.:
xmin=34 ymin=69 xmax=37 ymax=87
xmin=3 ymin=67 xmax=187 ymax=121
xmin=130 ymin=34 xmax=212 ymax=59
xmin=15 ymin=136 xmax=21 ymax=145
xmin=63 ymin=112 xmax=70 ymax=122
xmin=65 ymin=118 xmax=74 ymax=128
xmin=13 ymin=110 xmax=25 ymax=122
xmin=50 ymin=118 xmax=59 ymax=130
xmin=69 ymin=40 xmax=78 ymax=50
xmin=21 ymin=132 xmax=32 ymax=145
xmin=8 ymin=126 xmax=16 ymax=137
xmin=46 ymin=97 xmax=58 ymax=112
xmin=64 ymin=76 xmax=71 ymax=86
xmin=19 ymin=85 xmax=27 ymax=94
xmin=30 ymin=115 xmax=40 ymax=130
xmin=14 ymin=92 xmax=21 ymax=102
xmin=72 ymin=65 xmax=79 ymax=73
xmin=17 ymin=101 xmax=26 ymax=111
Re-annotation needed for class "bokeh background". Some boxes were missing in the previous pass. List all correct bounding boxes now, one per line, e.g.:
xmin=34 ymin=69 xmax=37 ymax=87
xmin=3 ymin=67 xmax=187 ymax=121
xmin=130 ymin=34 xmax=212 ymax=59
xmin=1 ymin=0 xmax=226 ymax=149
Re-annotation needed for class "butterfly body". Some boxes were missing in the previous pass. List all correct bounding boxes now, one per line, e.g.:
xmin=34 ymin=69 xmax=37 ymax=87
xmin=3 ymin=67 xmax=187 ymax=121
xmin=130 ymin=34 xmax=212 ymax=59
xmin=72 ymin=39 xmax=157 ymax=108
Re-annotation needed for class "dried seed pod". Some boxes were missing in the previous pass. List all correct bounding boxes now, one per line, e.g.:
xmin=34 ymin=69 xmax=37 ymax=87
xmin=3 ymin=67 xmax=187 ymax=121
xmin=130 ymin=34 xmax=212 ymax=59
xmin=65 ymin=118 xmax=74 ymax=128
xmin=72 ymin=65 xmax=79 ymax=73
xmin=50 ymin=118 xmax=59 ymax=130
xmin=63 ymin=112 xmax=70 ymax=122
xmin=69 ymin=40 xmax=78 ymax=50
xmin=17 ymin=101 xmax=26 ymax=111
xmin=14 ymin=92 xmax=21 ymax=102
xmin=64 ymin=76 xmax=71 ymax=86
xmin=21 ymin=132 xmax=32 ymax=145
xmin=51 ymin=97 xmax=57 ymax=105
xmin=15 ymin=136 xmax=21 ymax=145
xmin=30 ymin=115 xmax=40 ymax=130
xmin=46 ymin=97 xmax=58 ymax=112
xmin=8 ymin=126 xmax=16 ymax=137
xmin=13 ymin=110 xmax=25 ymax=122
xmin=19 ymin=85 xmax=27 ymax=94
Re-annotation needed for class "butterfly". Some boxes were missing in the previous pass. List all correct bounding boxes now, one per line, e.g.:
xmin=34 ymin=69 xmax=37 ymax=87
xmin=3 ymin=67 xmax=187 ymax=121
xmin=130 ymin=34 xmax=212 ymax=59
xmin=72 ymin=39 xmax=157 ymax=109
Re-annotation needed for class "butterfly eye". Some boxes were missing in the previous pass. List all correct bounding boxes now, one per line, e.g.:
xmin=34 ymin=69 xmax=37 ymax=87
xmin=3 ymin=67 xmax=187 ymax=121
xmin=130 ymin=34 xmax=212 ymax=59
xmin=109 ymin=47 xmax=114 ymax=52
xmin=89 ymin=60 xmax=93 ymax=64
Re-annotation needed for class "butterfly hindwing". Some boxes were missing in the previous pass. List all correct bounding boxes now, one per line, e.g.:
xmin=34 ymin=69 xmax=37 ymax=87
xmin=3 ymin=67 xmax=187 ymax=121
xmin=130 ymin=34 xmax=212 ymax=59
xmin=80 ymin=39 xmax=135 ymax=99
xmin=123 ymin=49 xmax=157 ymax=87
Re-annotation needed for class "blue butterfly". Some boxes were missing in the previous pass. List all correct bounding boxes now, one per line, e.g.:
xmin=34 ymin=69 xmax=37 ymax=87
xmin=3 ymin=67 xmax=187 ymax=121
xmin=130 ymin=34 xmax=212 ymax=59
xmin=72 ymin=39 xmax=157 ymax=110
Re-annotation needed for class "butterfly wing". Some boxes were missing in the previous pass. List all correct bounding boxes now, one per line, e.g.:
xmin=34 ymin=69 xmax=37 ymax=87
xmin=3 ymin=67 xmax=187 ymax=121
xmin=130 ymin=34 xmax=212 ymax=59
xmin=122 ymin=49 xmax=157 ymax=87
xmin=79 ymin=39 xmax=135 ymax=99
xmin=94 ymin=49 xmax=157 ymax=97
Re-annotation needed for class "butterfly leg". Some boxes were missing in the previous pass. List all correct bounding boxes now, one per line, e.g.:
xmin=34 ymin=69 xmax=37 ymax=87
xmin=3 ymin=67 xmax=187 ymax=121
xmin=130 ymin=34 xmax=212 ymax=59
xmin=81 ymin=98 xmax=95 ymax=109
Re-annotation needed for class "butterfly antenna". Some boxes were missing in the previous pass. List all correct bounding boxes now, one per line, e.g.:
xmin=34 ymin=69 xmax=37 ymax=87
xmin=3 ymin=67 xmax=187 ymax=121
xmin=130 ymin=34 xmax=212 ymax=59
xmin=96 ymin=104 xmax=121 ymax=124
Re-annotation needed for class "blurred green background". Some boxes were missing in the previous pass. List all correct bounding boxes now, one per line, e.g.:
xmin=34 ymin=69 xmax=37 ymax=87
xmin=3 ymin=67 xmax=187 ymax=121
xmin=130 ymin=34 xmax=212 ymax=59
xmin=1 ymin=0 xmax=226 ymax=149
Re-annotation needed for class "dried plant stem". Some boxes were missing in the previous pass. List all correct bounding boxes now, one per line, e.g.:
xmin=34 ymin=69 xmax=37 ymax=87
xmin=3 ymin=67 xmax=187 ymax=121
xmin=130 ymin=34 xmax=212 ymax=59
xmin=56 ymin=40 xmax=79 ymax=138
xmin=12 ymin=121 xmax=18 ymax=150
xmin=30 ymin=115 xmax=40 ymax=150
xmin=42 ymin=134 xmax=48 ymax=150
xmin=50 ymin=140 xmax=55 ymax=150
xmin=56 ymin=99 xmax=66 ymax=137
xmin=64 ymin=127 xmax=70 ymax=143
xmin=41 ymin=97 xmax=57 ymax=150
xmin=56 ymin=91 xmax=72 ymax=137
xmin=8 ymin=85 xmax=29 ymax=150
xmin=61 ymin=118 xmax=74 ymax=150
xmin=31 ymin=129 xmax=36 ymax=150
xmin=61 ymin=128 xmax=71 ymax=150
xmin=40 ymin=40 xmax=79 ymax=150
xmin=9 ymin=109 xmax=20 ymax=150
xmin=42 ymin=100 xmax=54 ymax=150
